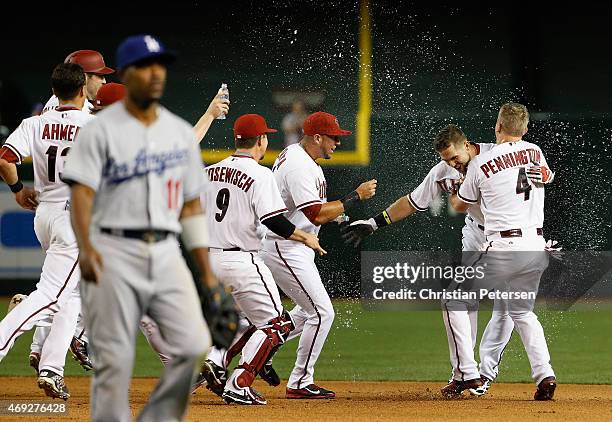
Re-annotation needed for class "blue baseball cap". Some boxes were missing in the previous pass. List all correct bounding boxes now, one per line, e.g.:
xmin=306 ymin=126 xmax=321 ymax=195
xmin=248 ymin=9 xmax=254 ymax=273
xmin=116 ymin=34 xmax=177 ymax=71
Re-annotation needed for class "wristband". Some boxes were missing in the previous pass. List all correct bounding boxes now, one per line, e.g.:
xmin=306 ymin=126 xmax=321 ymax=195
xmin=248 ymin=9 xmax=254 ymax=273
xmin=373 ymin=210 xmax=392 ymax=228
xmin=341 ymin=190 xmax=360 ymax=210
xmin=180 ymin=213 xmax=209 ymax=250
xmin=9 ymin=180 xmax=23 ymax=193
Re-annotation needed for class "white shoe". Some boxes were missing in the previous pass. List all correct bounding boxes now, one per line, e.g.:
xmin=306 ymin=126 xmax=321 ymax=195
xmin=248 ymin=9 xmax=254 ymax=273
xmin=469 ymin=376 xmax=492 ymax=396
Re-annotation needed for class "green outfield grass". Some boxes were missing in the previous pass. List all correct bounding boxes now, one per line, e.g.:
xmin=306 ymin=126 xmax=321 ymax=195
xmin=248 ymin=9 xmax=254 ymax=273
xmin=1 ymin=298 xmax=610 ymax=383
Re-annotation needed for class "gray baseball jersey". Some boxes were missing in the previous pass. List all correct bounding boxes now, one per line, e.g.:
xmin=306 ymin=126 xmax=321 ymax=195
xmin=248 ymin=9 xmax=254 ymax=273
xmin=62 ymin=102 xmax=203 ymax=233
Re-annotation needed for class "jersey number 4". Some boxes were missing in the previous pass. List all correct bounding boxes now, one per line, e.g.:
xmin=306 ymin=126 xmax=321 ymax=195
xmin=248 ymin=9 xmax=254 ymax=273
xmin=516 ymin=168 xmax=532 ymax=201
xmin=46 ymin=146 xmax=70 ymax=182
xmin=215 ymin=188 xmax=230 ymax=222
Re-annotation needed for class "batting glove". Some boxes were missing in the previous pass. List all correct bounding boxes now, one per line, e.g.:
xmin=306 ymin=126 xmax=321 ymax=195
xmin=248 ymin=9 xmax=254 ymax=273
xmin=545 ymin=239 xmax=564 ymax=261
xmin=340 ymin=218 xmax=377 ymax=248
xmin=526 ymin=165 xmax=554 ymax=184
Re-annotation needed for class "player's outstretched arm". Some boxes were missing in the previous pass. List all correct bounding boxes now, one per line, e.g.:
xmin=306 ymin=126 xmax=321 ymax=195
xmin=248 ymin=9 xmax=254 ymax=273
xmin=261 ymin=214 xmax=327 ymax=255
xmin=310 ymin=179 xmax=378 ymax=225
xmin=70 ymin=184 xmax=103 ymax=283
xmin=341 ymin=195 xmax=417 ymax=248
xmin=0 ymin=152 xmax=38 ymax=210
xmin=193 ymin=91 xmax=231 ymax=144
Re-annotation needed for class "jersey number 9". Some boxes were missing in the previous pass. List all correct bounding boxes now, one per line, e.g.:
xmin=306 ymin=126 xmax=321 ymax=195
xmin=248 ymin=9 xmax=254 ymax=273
xmin=215 ymin=188 xmax=230 ymax=222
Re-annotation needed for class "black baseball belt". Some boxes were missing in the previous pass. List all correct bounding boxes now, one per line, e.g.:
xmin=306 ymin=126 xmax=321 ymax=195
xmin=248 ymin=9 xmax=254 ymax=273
xmin=100 ymin=228 xmax=174 ymax=243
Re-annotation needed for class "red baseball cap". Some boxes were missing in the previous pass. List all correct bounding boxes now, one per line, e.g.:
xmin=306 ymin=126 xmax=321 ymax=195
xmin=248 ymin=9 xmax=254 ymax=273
xmin=233 ymin=114 xmax=277 ymax=139
xmin=303 ymin=112 xmax=352 ymax=136
xmin=95 ymin=83 xmax=126 ymax=107
xmin=65 ymin=50 xmax=114 ymax=75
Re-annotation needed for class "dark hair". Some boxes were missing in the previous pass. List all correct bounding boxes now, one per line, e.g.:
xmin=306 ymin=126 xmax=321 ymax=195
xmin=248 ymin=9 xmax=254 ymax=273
xmin=235 ymin=135 xmax=261 ymax=149
xmin=51 ymin=63 xmax=86 ymax=101
xmin=433 ymin=124 xmax=467 ymax=152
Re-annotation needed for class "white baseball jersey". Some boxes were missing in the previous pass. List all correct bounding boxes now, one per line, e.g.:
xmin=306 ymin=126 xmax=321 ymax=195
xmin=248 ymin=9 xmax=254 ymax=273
xmin=407 ymin=142 xmax=495 ymax=225
xmin=3 ymin=106 xmax=95 ymax=203
xmin=203 ymin=153 xmax=287 ymax=251
xmin=267 ymin=143 xmax=327 ymax=240
xmin=43 ymin=95 xmax=93 ymax=114
xmin=62 ymin=102 xmax=203 ymax=233
xmin=458 ymin=140 xmax=548 ymax=236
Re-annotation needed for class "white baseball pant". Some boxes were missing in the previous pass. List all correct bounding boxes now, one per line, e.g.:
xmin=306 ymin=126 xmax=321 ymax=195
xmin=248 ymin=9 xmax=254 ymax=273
xmin=261 ymin=240 xmax=334 ymax=389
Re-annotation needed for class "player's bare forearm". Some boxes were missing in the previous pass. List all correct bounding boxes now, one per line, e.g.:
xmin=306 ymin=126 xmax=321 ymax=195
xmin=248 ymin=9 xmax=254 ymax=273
xmin=0 ymin=158 xmax=18 ymax=185
xmin=289 ymin=228 xmax=327 ymax=255
xmin=70 ymin=184 xmax=95 ymax=249
xmin=179 ymin=198 xmax=219 ymax=289
xmin=386 ymin=196 xmax=417 ymax=223
xmin=313 ymin=200 xmax=345 ymax=225
xmin=450 ymin=194 xmax=469 ymax=213
xmin=193 ymin=114 xmax=215 ymax=145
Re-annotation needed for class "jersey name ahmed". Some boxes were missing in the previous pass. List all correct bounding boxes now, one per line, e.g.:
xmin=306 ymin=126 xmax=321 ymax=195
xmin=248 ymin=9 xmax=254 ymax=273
xmin=407 ymin=142 xmax=495 ymax=225
xmin=458 ymin=140 xmax=548 ymax=235
xmin=3 ymin=106 xmax=95 ymax=203
xmin=267 ymin=143 xmax=327 ymax=240
xmin=203 ymin=154 xmax=287 ymax=251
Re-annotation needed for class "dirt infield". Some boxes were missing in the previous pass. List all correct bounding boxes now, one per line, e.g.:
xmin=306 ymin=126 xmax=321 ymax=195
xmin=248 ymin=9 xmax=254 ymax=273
xmin=3 ymin=377 xmax=611 ymax=421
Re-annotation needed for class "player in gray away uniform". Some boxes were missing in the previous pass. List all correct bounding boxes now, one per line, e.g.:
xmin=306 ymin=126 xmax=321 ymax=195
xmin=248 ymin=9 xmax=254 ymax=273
xmin=63 ymin=35 xmax=218 ymax=422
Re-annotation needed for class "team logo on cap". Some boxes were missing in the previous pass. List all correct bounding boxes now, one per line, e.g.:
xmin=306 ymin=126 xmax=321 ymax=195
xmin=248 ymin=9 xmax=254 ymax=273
xmin=144 ymin=36 xmax=161 ymax=53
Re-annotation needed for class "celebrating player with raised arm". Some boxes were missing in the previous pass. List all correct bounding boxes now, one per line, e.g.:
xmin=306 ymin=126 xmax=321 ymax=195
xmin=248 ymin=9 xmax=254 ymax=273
xmin=261 ymin=112 xmax=377 ymax=399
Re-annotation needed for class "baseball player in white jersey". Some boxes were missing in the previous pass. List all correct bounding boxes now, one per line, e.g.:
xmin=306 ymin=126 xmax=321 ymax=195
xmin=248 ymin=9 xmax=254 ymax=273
xmin=42 ymin=50 xmax=113 ymax=114
xmin=31 ymin=48 xmax=115 ymax=374
xmin=198 ymin=113 xmax=326 ymax=405
xmin=62 ymin=35 xmax=226 ymax=421
xmin=0 ymin=63 xmax=94 ymax=400
xmin=453 ymin=102 xmax=557 ymax=400
xmin=261 ymin=111 xmax=377 ymax=399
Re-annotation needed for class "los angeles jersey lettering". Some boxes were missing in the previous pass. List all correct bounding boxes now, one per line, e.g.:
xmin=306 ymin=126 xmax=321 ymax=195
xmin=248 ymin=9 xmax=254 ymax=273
xmin=268 ymin=143 xmax=327 ymax=239
xmin=458 ymin=140 xmax=549 ymax=235
xmin=407 ymin=142 xmax=495 ymax=225
xmin=3 ymin=107 xmax=95 ymax=203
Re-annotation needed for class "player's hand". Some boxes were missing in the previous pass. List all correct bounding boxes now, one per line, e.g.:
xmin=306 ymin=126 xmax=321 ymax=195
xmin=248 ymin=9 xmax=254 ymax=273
xmin=303 ymin=232 xmax=327 ymax=256
xmin=14 ymin=187 xmax=39 ymax=210
xmin=356 ymin=179 xmax=377 ymax=201
xmin=340 ymin=218 xmax=377 ymax=248
xmin=200 ymin=284 xmax=239 ymax=349
xmin=79 ymin=245 xmax=103 ymax=283
xmin=545 ymin=239 xmax=564 ymax=261
xmin=206 ymin=90 xmax=230 ymax=120
xmin=526 ymin=165 xmax=554 ymax=184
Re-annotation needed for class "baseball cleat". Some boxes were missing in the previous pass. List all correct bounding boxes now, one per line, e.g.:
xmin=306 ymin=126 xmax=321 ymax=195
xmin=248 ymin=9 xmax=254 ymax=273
xmin=7 ymin=294 xmax=27 ymax=313
xmin=286 ymin=384 xmax=336 ymax=399
xmin=534 ymin=376 xmax=557 ymax=401
xmin=441 ymin=378 xmax=483 ymax=399
xmin=199 ymin=359 xmax=227 ymax=397
xmin=37 ymin=370 xmax=70 ymax=400
xmin=259 ymin=362 xmax=281 ymax=386
xmin=69 ymin=337 xmax=94 ymax=371
xmin=222 ymin=386 xmax=267 ymax=405
xmin=469 ymin=376 xmax=492 ymax=396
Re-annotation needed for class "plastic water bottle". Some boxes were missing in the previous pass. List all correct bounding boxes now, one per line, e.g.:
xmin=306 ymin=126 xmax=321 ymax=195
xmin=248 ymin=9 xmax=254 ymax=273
xmin=217 ymin=83 xmax=229 ymax=120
